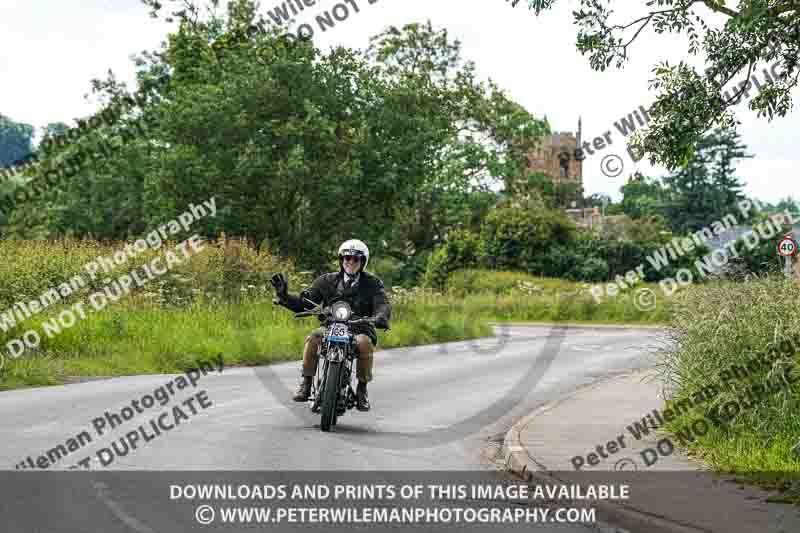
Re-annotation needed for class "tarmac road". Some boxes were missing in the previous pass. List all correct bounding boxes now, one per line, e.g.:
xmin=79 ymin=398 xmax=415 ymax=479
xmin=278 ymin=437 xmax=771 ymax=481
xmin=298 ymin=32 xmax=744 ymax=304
xmin=0 ymin=324 xmax=665 ymax=532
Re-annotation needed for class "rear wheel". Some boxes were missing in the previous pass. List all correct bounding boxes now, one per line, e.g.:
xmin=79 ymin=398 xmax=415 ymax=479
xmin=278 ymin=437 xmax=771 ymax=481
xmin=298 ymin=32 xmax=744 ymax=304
xmin=320 ymin=362 xmax=342 ymax=432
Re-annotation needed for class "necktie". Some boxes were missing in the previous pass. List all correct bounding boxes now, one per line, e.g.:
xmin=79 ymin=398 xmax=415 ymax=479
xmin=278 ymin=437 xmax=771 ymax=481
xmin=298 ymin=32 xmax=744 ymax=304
xmin=344 ymin=277 xmax=352 ymax=290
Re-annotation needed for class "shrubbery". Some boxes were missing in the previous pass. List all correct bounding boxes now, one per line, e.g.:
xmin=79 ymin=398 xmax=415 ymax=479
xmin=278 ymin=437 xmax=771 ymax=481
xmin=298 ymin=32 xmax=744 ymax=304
xmin=422 ymin=229 xmax=480 ymax=289
xmin=478 ymin=206 xmax=574 ymax=274
xmin=722 ymin=221 xmax=795 ymax=279
xmin=422 ymin=206 xmax=709 ymax=288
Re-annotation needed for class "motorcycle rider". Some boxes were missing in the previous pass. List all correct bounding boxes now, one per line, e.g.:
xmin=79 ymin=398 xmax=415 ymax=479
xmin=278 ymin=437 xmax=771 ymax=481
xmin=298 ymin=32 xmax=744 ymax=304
xmin=270 ymin=239 xmax=391 ymax=411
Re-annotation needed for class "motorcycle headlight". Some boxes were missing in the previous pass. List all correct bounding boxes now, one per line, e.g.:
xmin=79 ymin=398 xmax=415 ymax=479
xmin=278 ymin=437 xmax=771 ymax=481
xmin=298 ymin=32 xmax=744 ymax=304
xmin=331 ymin=301 xmax=352 ymax=321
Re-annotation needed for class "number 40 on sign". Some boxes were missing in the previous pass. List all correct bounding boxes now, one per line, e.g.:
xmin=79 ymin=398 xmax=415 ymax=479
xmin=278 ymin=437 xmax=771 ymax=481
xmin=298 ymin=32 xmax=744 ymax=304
xmin=778 ymin=234 xmax=798 ymax=257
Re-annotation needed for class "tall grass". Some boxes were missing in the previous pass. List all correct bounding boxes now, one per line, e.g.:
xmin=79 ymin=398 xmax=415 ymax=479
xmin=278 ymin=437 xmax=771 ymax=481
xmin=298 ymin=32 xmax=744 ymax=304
xmin=657 ymin=275 xmax=800 ymax=501
xmin=0 ymin=292 xmax=493 ymax=390
xmin=0 ymin=241 xmax=671 ymax=391
xmin=442 ymin=269 xmax=671 ymax=323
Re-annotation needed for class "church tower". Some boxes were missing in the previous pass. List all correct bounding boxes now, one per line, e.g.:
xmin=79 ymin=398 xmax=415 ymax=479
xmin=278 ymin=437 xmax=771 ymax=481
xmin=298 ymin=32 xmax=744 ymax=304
xmin=526 ymin=118 xmax=584 ymax=188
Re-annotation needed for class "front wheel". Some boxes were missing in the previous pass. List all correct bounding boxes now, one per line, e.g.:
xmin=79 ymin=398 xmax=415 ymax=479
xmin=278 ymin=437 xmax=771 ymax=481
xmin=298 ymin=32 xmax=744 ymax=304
xmin=320 ymin=361 xmax=342 ymax=432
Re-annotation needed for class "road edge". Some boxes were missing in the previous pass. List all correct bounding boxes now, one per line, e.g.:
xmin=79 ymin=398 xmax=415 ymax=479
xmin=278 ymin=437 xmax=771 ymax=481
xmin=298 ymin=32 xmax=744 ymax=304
xmin=488 ymin=321 xmax=669 ymax=331
xmin=500 ymin=379 xmax=708 ymax=533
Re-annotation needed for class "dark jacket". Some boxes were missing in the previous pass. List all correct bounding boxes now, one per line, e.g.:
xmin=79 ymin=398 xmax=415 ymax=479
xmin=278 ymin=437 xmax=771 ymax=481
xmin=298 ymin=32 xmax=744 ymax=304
xmin=281 ymin=270 xmax=391 ymax=345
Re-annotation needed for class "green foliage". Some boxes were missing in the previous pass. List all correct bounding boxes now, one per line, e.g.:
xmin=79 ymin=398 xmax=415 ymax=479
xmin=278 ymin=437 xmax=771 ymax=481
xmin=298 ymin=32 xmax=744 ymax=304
xmin=0 ymin=114 xmax=35 ymax=169
xmin=0 ymin=236 xmax=296 ymax=326
xmin=367 ymin=20 xmax=547 ymax=257
xmin=723 ymin=221 xmax=795 ymax=278
xmin=467 ymin=205 xmax=698 ymax=283
xmin=419 ymin=200 xmax=708 ymax=287
xmin=0 ymin=237 xmax=675 ymax=391
xmin=584 ymin=193 xmax=613 ymax=209
xmin=571 ymin=256 xmax=610 ymax=282
xmin=3 ymin=6 xmax=545 ymax=280
xmin=0 ymin=291 xmax=492 ymax=391
xmin=617 ymin=127 xmax=751 ymax=236
xmin=445 ymin=269 xmax=546 ymax=296
xmin=443 ymin=269 xmax=671 ymax=323
xmin=619 ymin=172 xmax=669 ymax=220
xmin=659 ymin=275 xmax=800 ymax=482
xmin=0 ymin=114 xmax=36 ymax=230
xmin=662 ymin=127 xmax=751 ymax=234
xmin=549 ymin=230 xmax=638 ymax=282
xmin=478 ymin=206 xmax=575 ymax=274
xmin=513 ymin=0 xmax=800 ymax=170
xmin=364 ymin=251 xmax=432 ymax=289
xmin=756 ymin=196 xmax=800 ymax=218
xmin=422 ymin=229 xmax=480 ymax=288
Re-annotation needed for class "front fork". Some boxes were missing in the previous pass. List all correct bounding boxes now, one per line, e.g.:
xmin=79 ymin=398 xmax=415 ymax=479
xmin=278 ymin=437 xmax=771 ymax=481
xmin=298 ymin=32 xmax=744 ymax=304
xmin=311 ymin=343 xmax=358 ymax=413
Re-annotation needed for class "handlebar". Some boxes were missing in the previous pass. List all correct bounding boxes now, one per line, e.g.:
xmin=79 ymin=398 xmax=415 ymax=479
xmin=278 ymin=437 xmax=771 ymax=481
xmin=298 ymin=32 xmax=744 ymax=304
xmin=352 ymin=317 xmax=390 ymax=331
xmin=291 ymin=311 xmax=389 ymax=330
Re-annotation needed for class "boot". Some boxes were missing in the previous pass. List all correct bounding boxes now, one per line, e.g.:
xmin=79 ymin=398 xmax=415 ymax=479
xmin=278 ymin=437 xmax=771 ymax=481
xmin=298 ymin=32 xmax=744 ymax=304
xmin=293 ymin=376 xmax=312 ymax=402
xmin=356 ymin=381 xmax=370 ymax=411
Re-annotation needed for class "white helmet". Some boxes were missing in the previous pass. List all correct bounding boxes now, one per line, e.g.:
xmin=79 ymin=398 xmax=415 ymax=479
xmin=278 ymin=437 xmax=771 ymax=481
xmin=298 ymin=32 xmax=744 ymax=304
xmin=338 ymin=239 xmax=369 ymax=271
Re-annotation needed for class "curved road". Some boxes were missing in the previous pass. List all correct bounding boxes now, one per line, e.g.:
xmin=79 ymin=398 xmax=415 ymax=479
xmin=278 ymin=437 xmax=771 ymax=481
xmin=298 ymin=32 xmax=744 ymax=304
xmin=0 ymin=324 xmax=664 ymax=532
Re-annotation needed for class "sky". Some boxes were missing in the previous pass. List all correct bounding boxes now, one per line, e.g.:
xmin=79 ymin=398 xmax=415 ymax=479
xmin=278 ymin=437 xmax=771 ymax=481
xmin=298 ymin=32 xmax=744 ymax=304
xmin=1 ymin=0 xmax=797 ymax=204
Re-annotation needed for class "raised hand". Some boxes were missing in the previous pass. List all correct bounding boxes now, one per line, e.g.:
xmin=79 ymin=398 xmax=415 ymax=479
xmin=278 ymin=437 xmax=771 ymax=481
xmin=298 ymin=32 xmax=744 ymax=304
xmin=270 ymin=272 xmax=289 ymax=302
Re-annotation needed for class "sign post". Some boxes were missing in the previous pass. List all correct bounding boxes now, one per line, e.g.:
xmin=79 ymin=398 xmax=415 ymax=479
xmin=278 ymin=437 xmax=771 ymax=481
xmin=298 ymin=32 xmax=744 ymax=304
xmin=777 ymin=233 xmax=798 ymax=279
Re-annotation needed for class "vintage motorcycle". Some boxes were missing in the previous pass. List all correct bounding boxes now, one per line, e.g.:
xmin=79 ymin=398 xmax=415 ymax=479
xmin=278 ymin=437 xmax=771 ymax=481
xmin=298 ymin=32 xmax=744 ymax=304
xmin=294 ymin=300 xmax=388 ymax=432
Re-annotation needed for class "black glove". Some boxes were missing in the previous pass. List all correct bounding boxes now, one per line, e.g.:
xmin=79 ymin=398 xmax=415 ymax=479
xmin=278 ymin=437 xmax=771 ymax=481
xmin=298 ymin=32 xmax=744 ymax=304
xmin=270 ymin=272 xmax=289 ymax=302
xmin=374 ymin=316 xmax=389 ymax=329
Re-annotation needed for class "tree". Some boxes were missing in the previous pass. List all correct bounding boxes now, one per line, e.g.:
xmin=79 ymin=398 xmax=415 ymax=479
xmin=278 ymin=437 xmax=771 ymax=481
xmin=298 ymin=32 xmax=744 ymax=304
xmin=0 ymin=114 xmax=35 ymax=169
xmin=365 ymin=20 xmax=548 ymax=256
xmin=619 ymin=172 xmax=669 ymax=220
xmin=8 ymin=1 xmax=542 ymax=277
xmin=40 ymin=123 xmax=69 ymax=146
xmin=0 ymin=115 xmax=36 ymax=230
xmin=775 ymin=195 xmax=800 ymax=214
xmin=584 ymin=193 xmax=612 ymax=208
xmin=752 ymin=196 xmax=800 ymax=217
xmin=662 ymin=127 xmax=751 ymax=233
xmin=510 ymin=0 xmax=800 ymax=170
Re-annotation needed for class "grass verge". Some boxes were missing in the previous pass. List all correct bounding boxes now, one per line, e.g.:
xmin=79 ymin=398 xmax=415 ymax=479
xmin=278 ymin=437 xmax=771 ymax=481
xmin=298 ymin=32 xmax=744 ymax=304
xmin=657 ymin=275 xmax=800 ymax=504
xmin=0 ymin=274 xmax=670 ymax=391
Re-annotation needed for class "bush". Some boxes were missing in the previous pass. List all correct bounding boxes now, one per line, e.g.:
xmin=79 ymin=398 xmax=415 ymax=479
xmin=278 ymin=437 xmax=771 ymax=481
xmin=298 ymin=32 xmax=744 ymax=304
xmin=571 ymin=256 xmax=609 ymax=282
xmin=596 ymin=215 xmax=709 ymax=281
xmin=545 ymin=232 xmax=639 ymax=283
xmin=368 ymin=256 xmax=406 ymax=288
xmin=422 ymin=229 xmax=480 ymax=288
xmin=422 ymin=209 xmax=709 ymax=286
xmin=722 ymin=222 xmax=793 ymax=279
xmin=478 ymin=206 xmax=575 ymax=274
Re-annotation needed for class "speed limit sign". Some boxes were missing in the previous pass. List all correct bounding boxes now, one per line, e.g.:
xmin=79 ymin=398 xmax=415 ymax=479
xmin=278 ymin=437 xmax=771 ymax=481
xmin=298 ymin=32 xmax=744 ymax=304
xmin=778 ymin=234 xmax=798 ymax=257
